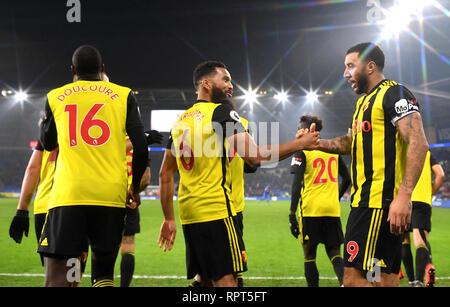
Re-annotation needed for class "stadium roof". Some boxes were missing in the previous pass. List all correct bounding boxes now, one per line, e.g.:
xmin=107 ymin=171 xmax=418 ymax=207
xmin=0 ymin=1 xmax=449 ymax=92
xmin=0 ymin=0 xmax=449 ymax=143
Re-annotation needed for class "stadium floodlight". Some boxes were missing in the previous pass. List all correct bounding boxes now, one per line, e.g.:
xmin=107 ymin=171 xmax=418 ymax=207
xmin=379 ymin=0 xmax=435 ymax=40
xmin=243 ymin=87 xmax=258 ymax=106
xmin=274 ymin=90 xmax=289 ymax=103
xmin=306 ymin=91 xmax=319 ymax=104
xmin=14 ymin=91 xmax=28 ymax=102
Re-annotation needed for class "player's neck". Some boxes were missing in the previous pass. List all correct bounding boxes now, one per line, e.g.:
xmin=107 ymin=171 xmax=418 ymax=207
xmin=197 ymin=93 xmax=212 ymax=102
xmin=365 ymin=74 xmax=385 ymax=94
xmin=74 ymin=73 xmax=102 ymax=82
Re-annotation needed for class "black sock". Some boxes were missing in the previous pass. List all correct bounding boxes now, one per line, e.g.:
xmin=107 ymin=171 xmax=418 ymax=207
xmin=120 ymin=253 xmax=135 ymax=287
xmin=402 ymin=243 xmax=415 ymax=282
xmin=415 ymin=245 xmax=430 ymax=283
xmin=304 ymin=260 xmax=319 ymax=287
xmin=236 ymin=272 xmax=244 ymax=287
xmin=331 ymin=256 xmax=344 ymax=286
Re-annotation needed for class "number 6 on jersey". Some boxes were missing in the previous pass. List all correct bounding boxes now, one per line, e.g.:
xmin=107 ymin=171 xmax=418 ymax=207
xmin=64 ymin=103 xmax=111 ymax=147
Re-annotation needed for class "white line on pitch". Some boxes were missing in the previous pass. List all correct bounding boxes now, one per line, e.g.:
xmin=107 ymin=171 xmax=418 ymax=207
xmin=1 ymin=273 xmax=449 ymax=280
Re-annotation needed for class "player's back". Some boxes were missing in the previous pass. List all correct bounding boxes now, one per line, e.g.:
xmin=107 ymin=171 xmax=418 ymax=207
xmin=47 ymin=80 xmax=130 ymax=209
xmin=302 ymin=150 xmax=340 ymax=217
xmin=170 ymin=101 xmax=235 ymax=225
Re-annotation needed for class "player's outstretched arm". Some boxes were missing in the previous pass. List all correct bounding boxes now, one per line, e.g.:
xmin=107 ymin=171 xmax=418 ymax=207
xmin=228 ymin=123 xmax=320 ymax=168
xmin=158 ymin=149 xmax=178 ymax=252
xmin=311 ymin=128 xmax=352 ymax=155
xmin=388 ymin=112 xmax=429 ymax=235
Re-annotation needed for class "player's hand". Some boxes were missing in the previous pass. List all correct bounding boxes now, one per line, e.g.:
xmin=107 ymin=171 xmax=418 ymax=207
xmin=158 ymin=219 xmax=177 ymax=252
xmin=126 ymin=186 xmax=141 ymax=209
xmin=145 ymin=130 xmax=163 ymax=145
xmin=387 ymin=192 xmax=412 ymax=236
xmin=9 ymin=210 xmax=29 ymax=244
xmin=296 ymin=123 xmax=320 ymax=150
xmin=289 ymin=214 xmax=300 ymax=239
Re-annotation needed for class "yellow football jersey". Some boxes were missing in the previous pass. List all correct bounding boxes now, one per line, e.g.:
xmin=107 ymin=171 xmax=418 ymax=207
xmin=300 ymin=150 xmax=340 ymax=217
xmin=229 ymin=117 xmax=249 ymax=213
xmin=47 ymin=80 xmax=130 ymax=209
xmin=33 ymin=148 xmax=58 ymax=215
xmin=171 ymin=101 xmax=237 ymax=225
xmin=411 ymin=151 xmax=432 ymax=206
xmin=350 ymin=80 xmax=416 ymax=209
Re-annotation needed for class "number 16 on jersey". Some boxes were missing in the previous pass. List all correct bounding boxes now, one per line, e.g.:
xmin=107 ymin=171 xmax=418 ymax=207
xmin=64 ymin=103 xmax=111 ymax=147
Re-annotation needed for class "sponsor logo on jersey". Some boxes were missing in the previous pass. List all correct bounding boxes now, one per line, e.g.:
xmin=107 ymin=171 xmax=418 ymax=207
xmin=394 ymin=99 xmax=419 ymax=114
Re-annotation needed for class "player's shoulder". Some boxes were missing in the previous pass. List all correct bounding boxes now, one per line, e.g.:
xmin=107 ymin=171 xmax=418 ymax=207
xmin=107 ymin=81 xmax=132 ymax=92
xmin=383 ymin=80 xmax=416 ymax=100
xmin=292 ymin=150 xmax=306 ymax=161
xmin=47 ymin=82 xmax=73 ymax=98
xmin=212 ymin=103 xmax=242 ymax=123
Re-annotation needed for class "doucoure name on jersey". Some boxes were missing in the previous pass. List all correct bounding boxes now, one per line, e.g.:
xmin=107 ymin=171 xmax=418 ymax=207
xmin=56 ymin=84 xmax=120 ymax=102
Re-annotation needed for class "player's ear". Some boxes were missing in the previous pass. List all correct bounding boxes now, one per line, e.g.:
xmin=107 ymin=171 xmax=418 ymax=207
xmin=71 ymin=65 xmax=76 ymax=76
xmin=201 ymin=78 xmax=211 ymax=91
xmin=100 ymin=64 xmax=105 ymax=73
xmin=367 ymin=61 xmax=377 ymax=75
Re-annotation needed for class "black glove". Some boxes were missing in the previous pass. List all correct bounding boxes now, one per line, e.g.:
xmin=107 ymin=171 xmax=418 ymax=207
xmin=144 ymin=130 xmax=163 ymax=145
xmin=9 ymin=209 xmax=29 ymax=244
xmin=289 ymin=214 xmax=300 ymax=239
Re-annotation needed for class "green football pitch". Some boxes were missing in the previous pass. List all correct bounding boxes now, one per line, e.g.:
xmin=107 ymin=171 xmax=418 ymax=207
xmin=1 ymin=198 xmax=449 ymax=287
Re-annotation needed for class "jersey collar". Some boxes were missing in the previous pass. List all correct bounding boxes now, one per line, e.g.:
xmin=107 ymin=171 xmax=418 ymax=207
xmin=366 ymin=79 xmax=388 ymax=96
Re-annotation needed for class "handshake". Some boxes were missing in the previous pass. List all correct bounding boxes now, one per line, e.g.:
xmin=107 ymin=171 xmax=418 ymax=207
xmin=294 ymin=123 xmax=320 ymax=151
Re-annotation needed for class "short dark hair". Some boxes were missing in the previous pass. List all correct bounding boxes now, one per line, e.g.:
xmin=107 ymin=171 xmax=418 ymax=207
xmin=193 ymin=60 xmax=227 ymax=89
xmin=72 ymin=45 xmax=103 ymax=75
xmin=346 ymin=42 xmax=385 ymax=71
xmin=299 ymin=115 xmax=323 ymax=132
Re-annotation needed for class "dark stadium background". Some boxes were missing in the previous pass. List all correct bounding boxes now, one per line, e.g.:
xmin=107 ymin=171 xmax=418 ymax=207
xmin=0 ymin=0 xmax=449 ymax=200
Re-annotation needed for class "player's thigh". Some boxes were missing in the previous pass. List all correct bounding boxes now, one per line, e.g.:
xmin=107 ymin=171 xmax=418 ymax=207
xmin=212 ymin=273 xmax=237 ymax=287
xmin=183 ymin=217 xmax=247 ymax=281
xmin=343 ymin=267 xmax=372 ymax=287
xmin=343 ymin=207 xmax=402 ymax=274
xmin=38 ymin=206 xmax=88 ymax=259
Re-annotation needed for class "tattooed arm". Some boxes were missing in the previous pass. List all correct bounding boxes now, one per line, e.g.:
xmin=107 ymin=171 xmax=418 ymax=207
xmin=305 ymin=128 xmax=352 ymax=155
xmin=388 ymin=112 xmax=429 ymax=235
